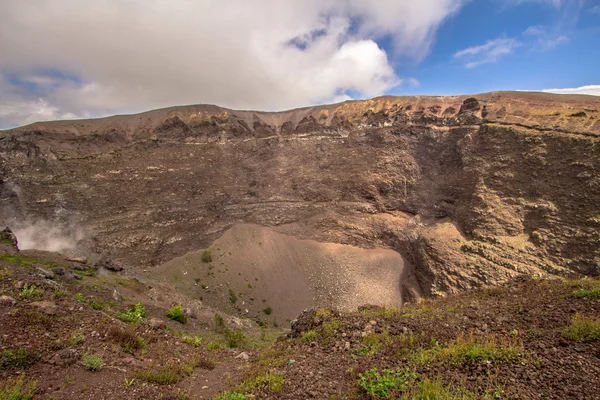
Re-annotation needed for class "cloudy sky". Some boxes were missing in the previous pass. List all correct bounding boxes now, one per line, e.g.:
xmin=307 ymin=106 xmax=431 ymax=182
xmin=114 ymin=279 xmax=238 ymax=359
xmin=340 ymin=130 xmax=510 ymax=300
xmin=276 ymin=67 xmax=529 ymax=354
xmin=0 ymin=0 xmax=599 ymax=129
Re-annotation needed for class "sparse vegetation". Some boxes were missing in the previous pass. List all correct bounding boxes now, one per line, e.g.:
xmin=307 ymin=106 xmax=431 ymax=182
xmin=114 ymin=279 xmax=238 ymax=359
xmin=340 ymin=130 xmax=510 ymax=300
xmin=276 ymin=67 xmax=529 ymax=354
xmin=563 ymin=313 xmax=600 ymax=342
xmin=167 ymin=304 xmax=186 ymax=323
xmin=224 ymin=328 xmax=247 ymax=348
xmin=229 ymin=289 xmax=237 ymax=304
xmin=82 ymin=353 xmax=104 ymax=371
xmin=573 ymin=287 xmax=600 ymax=300
xmin=18 ymin=284 xmax=43 ymax=302
xmin=201 ymin=250 xmax=212 ymax=263
xmin=73 ymin=292 xmax=86 ymax=303
xmin=213 ymin=393 xmax=246 ymax=400
xmin=70 ymin=331 xmax=85 ymax=346
xmin=135 ymin=357 xmax=211 ymax=385
xmin=301 ymin=330 xmax=317 ymax=343
xmin=263 ymin=306 xmax=272 ymax=315
xmin=115 ymin=302 xmax=146 ymax=323
xmin=415 ymin=333 xmax=522 ymax=365
xmin=181 ymin=334 xmax=203 ymax=348
xmin=237 ymin=371 xmax=285 ymax=394
xmin=109 ymin=326 xmax=146 ymax=354
xmin=358 ymin=367 xmax=416 ymax=398
xmin=0 ymin=348 xmax=35 ymax=370
xmin=0 ymin=376 xmax=37 ymax=400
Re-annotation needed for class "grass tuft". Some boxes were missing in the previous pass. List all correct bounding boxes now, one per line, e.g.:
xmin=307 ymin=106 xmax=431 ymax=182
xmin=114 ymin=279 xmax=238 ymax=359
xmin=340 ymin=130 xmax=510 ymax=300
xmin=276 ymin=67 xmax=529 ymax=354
xmin=166 ymin=304 xmax=187 ymax=324
xmin=0 ymin=376 xmax=37 ymax=400
xmin=0 ymin=349 xmax=36 ymax=370
xmin=82 ymin=353 xmax=104 ymax=371
xmin=114 ymin=302 xmax=146 ymax=323
xmin=358 ymin=367 xmax=416 ymax=398
xmin=563 ymin=313 xmax=600 ymax=342
xmin=18 ymin=284 xmax=43 ymax=302
xmin=201 ymin=250 xmax=212 ymax=263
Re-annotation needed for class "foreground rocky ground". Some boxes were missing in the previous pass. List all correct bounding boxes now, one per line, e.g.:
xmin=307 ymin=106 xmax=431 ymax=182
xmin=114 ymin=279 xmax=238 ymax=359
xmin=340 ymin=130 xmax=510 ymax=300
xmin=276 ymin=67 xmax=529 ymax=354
xmin=1 ymin=237 xmax=600 ymax=399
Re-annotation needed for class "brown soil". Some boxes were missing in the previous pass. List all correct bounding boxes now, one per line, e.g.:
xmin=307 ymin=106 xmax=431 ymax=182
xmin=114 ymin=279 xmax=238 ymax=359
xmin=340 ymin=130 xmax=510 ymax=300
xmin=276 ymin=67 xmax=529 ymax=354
xmin=153 ymin=224 xmax=416 ymax=325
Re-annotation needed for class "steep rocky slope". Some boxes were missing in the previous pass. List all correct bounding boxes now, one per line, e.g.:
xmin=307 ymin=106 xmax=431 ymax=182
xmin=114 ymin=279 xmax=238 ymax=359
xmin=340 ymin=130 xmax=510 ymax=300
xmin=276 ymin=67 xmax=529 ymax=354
xmin=1 ymin=91 xmax=599 ymax=305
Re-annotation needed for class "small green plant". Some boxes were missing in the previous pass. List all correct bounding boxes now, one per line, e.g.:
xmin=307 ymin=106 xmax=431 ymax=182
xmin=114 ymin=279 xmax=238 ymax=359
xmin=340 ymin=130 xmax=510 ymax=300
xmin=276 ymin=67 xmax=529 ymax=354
xmin=124 ymin=378 xmax=136 ymax=388
xmin=89 ymin=300 xmax=105 ymax=310
xmin=573 ymin=287 xmax=600 ymax=300
xmin=0 ymin=348 xmax=36 ymax=370
xmin=224 ymin=328 xmax=247 ymax=348
xmin=238 ymin=372 xmax=285 ymax=394
xmin=0 ymin=376 xmax=37 ymax=400
xmin=263 ymin=306 xmax=272 ymax=315
xmin=114 ymin=302 xmax=146 ymax=323
xmin=82 ymin=353 xmax=104 ymax=371
xmin=166 ymin=304 xmax=187 ymax=323
xmin=301 ymin=330 xmax=317 ymax=343
xmin=563 ymin=313 xmax=600 ymax=342
xmin=201 ymin=250 xmax=213 ymax=263
xmin=18 ymin=284 xmax=43 ymax=301
xmin=70 ymin=331 xmax=85 ymax=346
xmin=73 ymin=293 xmax=86 ymax=303
xmin=229 ymin=289 xmax=237 ymax=304
xmin=215 ymin=313 xmax=226 ymax=331
xmin=358 ymin=367 xmax=416 ymax=398
xmin=53 ymin=289 xmax=66 ymax=301
xmin=208 ymin=341 xmax=225 ymax=350
xmin=182 ymin=335 xmax=203 ymax=348
xmin=321 ymin=319 xmax=340 ymax=337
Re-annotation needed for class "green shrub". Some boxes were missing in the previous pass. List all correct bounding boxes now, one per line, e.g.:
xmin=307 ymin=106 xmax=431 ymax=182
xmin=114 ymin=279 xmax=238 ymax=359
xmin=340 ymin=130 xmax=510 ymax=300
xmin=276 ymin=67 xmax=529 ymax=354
xmin=201 ymin=250 xmax=212 ymax=263
xmin=263 ymin=307 xmax=272 ymax=315
xmin=18 ymin=284 xmax=43 ymax=302
xmin=114 ymin=302 xmax=146 ymax=323
xmin=182 ymin=335 xmax=203 ymax=348
xmin=0 ymin=376 xmax=37 ymax=400
xmin=0 ymin=348 xmax=35 ymax=370
xmin=301 ymin=330 xmax=317 ymax=343
xmin=564 ymin=313 xmax=600 ymax=342
xmin=358 ymin=367 xmax=416 ymax=398
xmin=208 ymin=341 xmax=225 ymax=350
xmin=82 ymin=353 xmax=104 ymax=371
xmin=225 ymin=329 xmax=247 ymax=348
xmin=167 ymin=304 xmax=186 ymax=323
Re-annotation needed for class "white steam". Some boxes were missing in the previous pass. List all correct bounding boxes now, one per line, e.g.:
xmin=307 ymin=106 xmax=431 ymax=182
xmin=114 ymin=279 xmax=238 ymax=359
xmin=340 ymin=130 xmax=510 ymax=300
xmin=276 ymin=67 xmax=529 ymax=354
xmin=12 ymin=220 xmax=86 ymax=253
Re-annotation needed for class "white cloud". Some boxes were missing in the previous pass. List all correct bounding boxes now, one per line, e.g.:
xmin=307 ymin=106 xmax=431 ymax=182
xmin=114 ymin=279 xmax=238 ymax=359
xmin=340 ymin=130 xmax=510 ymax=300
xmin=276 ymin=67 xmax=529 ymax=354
xmin=541 ymin=85 xmax=600 ymax=96
xmin=523 ymin=25 xmax=569 ymax=49
xmin=454 ymin=38 xmax=520 ymax=68
xmin=0 ymin=0 xmax=464 ymax=129
xmin=590 ymin=5 xmax=600 ymax=13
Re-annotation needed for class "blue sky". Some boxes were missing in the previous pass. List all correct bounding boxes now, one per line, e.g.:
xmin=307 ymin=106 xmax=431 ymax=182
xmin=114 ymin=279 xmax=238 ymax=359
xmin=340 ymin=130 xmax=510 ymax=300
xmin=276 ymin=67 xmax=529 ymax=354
xmin=0 ymin=0 xmax=599 ymax=129
xmin=393 ymin=0 xmax=600 ymax=96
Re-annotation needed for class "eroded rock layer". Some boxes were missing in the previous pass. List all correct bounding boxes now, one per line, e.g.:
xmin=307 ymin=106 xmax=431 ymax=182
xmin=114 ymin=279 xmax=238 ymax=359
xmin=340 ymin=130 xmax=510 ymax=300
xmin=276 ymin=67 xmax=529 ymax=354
xmin=1 ymin=91 xmax=599 ymax=297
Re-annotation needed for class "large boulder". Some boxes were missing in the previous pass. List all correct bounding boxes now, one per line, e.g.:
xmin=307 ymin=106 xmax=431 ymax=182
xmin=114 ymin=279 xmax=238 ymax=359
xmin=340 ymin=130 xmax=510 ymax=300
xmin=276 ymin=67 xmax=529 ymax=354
xmin=0 ymin=227 xmax=18 ymax=251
